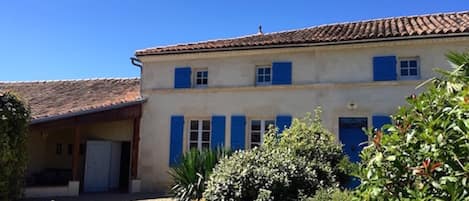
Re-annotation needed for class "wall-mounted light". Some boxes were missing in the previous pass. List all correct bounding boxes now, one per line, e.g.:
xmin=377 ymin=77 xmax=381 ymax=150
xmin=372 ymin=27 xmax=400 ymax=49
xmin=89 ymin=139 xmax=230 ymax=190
xmin=347 ymin=101 xmax=358 ymax=110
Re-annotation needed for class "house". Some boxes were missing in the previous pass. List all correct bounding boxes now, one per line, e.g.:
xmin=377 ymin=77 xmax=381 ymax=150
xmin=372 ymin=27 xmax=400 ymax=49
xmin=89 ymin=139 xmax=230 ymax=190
xmin=0 ymin=78 xmax=144 ymax=198
xmin=134 ymin=11 xmax=469 ymax=192
xmin=1 ymin=11 xmax=468 ymax=198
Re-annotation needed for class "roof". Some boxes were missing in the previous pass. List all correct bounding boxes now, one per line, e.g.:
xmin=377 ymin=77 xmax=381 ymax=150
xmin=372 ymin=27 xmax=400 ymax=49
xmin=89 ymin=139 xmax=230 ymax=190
xmin=0 ymin=78 xmax=141 ymax=121
xmin=136 ymin=11 xmax=469 ymax=56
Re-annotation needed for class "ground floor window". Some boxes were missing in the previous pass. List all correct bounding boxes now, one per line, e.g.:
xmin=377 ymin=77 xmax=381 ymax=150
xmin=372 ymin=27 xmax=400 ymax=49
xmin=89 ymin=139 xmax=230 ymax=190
xmin=189 ymin=119 xmax=211 ymax=150
xmin=250 ymin=119 xmax=275 ymax=148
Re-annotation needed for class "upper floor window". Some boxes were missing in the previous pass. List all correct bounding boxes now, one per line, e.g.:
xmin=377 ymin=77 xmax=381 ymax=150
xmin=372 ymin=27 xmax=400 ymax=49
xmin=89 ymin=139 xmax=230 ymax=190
xmin=194 ymin=69 xmax=208 ymax=88
xmin=189 ymin=119 xmax=210 ymax=150
xmin=399 ymin=57 xmax=420 ymax=80
xmin=250 ymin=119 xmax=275 ymax=148
xmin=256 ymin=66 xmax=272 ymax=86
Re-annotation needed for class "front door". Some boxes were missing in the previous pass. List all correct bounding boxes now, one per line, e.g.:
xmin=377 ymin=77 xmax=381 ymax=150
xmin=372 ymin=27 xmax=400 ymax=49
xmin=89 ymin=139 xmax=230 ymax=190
xmin=339 ymin=117 xmax=368 ymax=188
xmin=84 ymin=140 xmax=112 ymax=192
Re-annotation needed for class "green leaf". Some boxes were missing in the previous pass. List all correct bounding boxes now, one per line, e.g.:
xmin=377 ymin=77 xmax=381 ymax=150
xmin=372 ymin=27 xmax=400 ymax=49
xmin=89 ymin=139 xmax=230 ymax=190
xmin=437 ymin=134 xmax=444 ymax=144
xmin=386 ymin=155 xmax=396 ymax=161
xmin=431 ymin=181 xmax=442 ymax=189
xmin=367 ymin=169 xmax=373 ymax=179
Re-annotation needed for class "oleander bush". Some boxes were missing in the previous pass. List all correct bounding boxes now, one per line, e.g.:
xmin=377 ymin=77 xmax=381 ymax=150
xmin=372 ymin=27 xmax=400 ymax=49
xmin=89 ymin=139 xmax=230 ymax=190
xmin=204 ymin=109 xmax=350 ymax=201
xmin=354 ymin=51 xmax=469 ymax=201
xmin=0 ymin=92 xmax=30 ymax=201
xmin=169 ymin=148 xmax=231 ymax=201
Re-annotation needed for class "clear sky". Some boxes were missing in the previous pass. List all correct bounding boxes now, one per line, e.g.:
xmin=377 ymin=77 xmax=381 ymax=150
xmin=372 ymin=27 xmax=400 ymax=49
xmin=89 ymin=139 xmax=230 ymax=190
xmin=0 ymin=0 xmax=467 ymax=81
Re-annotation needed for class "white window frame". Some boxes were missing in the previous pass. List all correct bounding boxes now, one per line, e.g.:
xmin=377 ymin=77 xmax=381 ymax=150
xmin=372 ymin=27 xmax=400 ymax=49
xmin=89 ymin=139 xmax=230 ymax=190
xmin=188 ymin=119 xmax=211 ymax=150
xmin=398 ymin=57 xmax=420 ymax=80
xmin=249 ymin=119 xmax=275 ymax=148
xmin=194 ymin=68 xmax=208 ymax=88
xmin=255 ymin=65 xmax=272 ymax=86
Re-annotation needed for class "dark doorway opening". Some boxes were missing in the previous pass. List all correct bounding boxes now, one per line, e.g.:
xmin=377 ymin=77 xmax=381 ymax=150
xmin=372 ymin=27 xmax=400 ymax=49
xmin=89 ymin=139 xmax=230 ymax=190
xmin=119 ymin=141 xmax=131 ymax=192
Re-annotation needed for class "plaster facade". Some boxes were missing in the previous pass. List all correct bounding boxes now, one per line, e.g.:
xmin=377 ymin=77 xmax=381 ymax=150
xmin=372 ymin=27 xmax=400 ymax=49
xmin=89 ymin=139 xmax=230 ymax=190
xmin=137 ymin=37 xmax=469 ymax=191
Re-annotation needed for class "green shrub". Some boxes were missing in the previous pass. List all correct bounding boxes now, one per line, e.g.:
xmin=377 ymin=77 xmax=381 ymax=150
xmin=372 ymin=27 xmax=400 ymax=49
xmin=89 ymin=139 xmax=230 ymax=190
xmin=204 ymin=110 xmax=350 ymax=201
xmin=169 ymin=148 xmax=231 ymax=201
xmin=354 ymin=52 xmax=469 ymax=201
xmin=305 ymin=188 xmax=353 ymax=201
xmin=0 ymin=92 xmax=30 ymax=201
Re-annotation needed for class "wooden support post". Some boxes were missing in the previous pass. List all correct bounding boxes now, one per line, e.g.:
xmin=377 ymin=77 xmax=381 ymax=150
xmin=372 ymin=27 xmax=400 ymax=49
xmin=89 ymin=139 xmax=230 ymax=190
xmin=72 ymin=126 xmax=81 ymax=181
xmin=131 ymin=117 xmax=141 ymax=179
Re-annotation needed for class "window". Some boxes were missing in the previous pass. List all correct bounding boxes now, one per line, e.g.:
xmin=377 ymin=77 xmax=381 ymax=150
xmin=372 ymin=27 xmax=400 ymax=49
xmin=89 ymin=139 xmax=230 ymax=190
xmin=189 ymin=119 xmax=211 ymax=150
xmin=399 ymin=57 xmax=420 ymax=80
xmin=250 ymin=119 xmax=275 ymax=148
xmin=56 ymin=143 xmax=62 ymax=155
xmin=194 ymin=69 xmax=208 ymax=88
xmin=256 ymin=66 xmax=272 ymax=85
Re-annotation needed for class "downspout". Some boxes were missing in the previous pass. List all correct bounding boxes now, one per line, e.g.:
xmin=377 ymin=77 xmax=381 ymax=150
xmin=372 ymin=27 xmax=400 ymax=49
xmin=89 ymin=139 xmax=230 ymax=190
xmin=130 ymin=56 xmax=144 ymax=105
xmin=130 ymin=57 xmax=142 ymax=68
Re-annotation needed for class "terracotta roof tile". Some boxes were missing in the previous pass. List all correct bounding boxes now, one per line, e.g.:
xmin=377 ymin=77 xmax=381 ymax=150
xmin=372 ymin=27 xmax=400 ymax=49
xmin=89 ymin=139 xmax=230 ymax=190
xmin=136 ymin=11 xmax=469 ymax=56
xmin=0 ymin=78 xmax=141 ymax=120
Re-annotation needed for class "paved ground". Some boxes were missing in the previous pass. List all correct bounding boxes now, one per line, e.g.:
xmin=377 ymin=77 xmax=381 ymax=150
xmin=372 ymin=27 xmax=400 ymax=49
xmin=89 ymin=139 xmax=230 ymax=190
xmin=21 ymin=193 xmax=174 ymax=201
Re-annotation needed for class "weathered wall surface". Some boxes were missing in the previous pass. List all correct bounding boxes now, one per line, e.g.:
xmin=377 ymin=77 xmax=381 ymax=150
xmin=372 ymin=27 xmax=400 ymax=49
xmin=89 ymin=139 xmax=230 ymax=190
xmin=138 ymin=37 xmax=469 ymax=191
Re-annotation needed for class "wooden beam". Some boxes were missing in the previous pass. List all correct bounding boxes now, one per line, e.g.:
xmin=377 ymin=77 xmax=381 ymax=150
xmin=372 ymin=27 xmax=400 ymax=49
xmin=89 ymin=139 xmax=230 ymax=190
xmin=131 ymin=117 xmax=141 ymax=179
xmin=30 ymin=104 xmax=142 ymax=131
xmin=72 ymin=126 xmax=81 ymax=181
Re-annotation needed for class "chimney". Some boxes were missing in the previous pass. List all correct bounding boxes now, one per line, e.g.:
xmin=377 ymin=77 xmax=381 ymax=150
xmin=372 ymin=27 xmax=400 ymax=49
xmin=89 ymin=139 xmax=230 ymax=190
xmin=258 ymin=25 xmax=263 ymax=35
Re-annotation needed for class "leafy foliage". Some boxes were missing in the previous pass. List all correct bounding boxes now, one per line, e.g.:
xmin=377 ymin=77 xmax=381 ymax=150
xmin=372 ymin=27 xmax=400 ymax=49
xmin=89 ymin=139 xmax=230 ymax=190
xmin=354 ymin=51 xmax=469 ymax=201
xmin=305 ymin=188 xmax=353 ymax=201
xmin=0 ymin=92 xmax=30 ymax=201
xmin=169 ymin=148 xmax=231 ymax=201
xmin=204 ymin=110 xmax=350 ymax=201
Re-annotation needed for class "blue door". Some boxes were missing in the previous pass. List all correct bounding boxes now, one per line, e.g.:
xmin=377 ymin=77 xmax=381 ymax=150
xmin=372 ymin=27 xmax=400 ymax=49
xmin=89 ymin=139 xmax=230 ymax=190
xmin=339 ymin=117 xmax=368 ymax=188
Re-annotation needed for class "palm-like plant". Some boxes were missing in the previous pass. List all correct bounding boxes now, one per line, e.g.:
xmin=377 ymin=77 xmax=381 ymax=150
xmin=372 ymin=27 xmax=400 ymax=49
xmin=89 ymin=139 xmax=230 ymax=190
xmin=169 ymin=148 xmax=231 ymax=201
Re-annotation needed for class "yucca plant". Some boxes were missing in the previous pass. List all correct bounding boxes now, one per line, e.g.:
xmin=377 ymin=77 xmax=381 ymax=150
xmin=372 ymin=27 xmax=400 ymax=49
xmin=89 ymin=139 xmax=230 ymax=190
xmin=169 ymin=148 xmax=231 ymax=201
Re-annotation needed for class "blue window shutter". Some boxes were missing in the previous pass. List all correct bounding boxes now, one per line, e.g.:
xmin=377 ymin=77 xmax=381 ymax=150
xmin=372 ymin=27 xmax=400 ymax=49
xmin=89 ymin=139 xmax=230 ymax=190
xmin=276 ymin=115 xmax=292 ymax=134
xmin=272 ymin=62 xmax=292 ymax=85
xmin=230 ymin=115 xmax=246 ymax=150
xmin=174 ymin=67 xmax=192 ymax=88
xmin=211 ymin=116 xmax=226 ymax=149
xmin=372 ymin=115 xmax=392 ymax=132
xmin=373 ymin=56 xmax=397 ymax=81
xmin=169 ymin=115 xmax=184 ymax=166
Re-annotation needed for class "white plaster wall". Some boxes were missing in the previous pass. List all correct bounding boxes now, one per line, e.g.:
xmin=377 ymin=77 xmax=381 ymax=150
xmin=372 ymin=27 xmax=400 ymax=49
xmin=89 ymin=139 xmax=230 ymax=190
xmin=138 ymin=38 xmax=469 ymax=192
xmin=141 ymin=39 xmax=468 ymax=89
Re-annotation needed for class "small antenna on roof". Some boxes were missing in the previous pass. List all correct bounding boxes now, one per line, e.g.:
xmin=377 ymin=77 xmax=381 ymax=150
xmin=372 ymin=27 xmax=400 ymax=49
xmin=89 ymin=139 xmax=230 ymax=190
xmin=258 ymin=25 xmax=263 ymax=35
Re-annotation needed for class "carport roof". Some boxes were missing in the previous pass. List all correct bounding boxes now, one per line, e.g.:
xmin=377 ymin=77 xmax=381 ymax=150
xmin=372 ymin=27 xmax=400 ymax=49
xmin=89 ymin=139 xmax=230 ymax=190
xmin=0 ymin=78 xmax=142 ymax=122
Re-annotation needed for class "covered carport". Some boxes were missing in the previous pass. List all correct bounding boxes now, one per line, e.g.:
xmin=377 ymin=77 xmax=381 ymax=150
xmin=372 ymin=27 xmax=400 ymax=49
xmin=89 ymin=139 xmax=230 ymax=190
xmin=0 ymin=78 xmax=144 ymax=198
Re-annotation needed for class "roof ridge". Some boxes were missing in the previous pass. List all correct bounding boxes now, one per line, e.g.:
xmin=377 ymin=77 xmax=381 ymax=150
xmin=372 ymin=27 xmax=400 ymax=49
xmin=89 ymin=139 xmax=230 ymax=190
xmin=263 ymin=10 xmax=469 ymax=36
xmin=136 ymin=32 xmax=262 ymax=52
xmin=0 ymin=77 xmax=140 ymax=84
xmin=136 ymin=10 xmax=469 ymax=56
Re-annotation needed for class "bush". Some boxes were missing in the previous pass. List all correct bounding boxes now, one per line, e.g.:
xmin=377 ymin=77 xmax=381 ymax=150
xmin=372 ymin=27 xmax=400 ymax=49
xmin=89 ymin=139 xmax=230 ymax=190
xmin=0 ymin=92 xmax=30 ymax=201
xmin=204 ymin=110 xmax=350 ymax=201
xmin=305 ymin=188 xmax=353 ymax=201
xmin=354 ymin=52 xmax=469 ymax=201
xmin=169 ymin=148 xmax=231 ymax=201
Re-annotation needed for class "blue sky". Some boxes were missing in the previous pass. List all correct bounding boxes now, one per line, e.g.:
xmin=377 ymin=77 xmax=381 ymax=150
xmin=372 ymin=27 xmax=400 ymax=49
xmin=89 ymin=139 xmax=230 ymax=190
xmin=0 ymin=0 xmax=467 ymax=81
